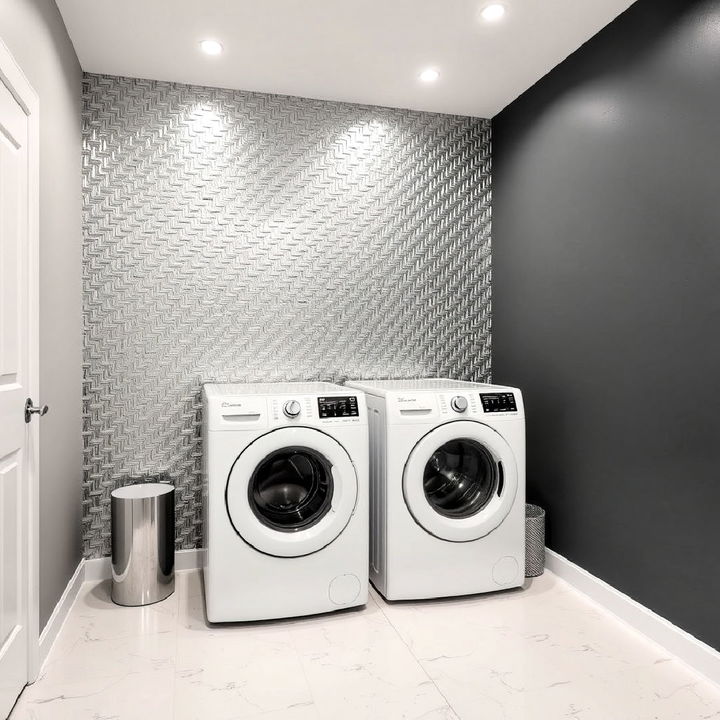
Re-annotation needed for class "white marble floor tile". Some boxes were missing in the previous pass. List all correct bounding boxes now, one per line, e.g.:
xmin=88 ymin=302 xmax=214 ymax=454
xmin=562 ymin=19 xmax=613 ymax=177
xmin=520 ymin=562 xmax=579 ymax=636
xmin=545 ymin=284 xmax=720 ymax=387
xmin=289 ymin=595 xmax=458 ymax=719
xmin=56 ymin=578 xmax=178 ymax=644
xmin=582 ymin=661 xmax=720 ymax=720
xmin=374 ymin=574 xmax=667 ymax=673
xmin=231 ymin=705 xmax=321 ymax=720
xmin=175 ymin=625 xmax=313 ymax=719
xmin=8 ymin=569 xmax=720 ymax=720
xmin=372 ymin=576 xmax=720 ymax=720
xmin=40 ymin=629 xmax=177 ymax=685
xmin=9 ymin=668 xmax=175 ymax=720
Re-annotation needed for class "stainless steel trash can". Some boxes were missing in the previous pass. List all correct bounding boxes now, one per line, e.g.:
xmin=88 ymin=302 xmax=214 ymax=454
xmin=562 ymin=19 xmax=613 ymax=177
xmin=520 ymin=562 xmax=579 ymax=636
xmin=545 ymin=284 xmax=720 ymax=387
xmin=525 ymin=504 xmax=546 ymax=577
xmin=111 ymin=483 xmax=175 ymax=606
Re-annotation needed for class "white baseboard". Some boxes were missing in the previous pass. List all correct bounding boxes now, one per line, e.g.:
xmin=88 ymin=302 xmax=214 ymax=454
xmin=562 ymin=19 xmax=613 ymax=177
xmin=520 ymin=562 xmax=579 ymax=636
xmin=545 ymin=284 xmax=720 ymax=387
xmin=545 ymin=548 xmax=720 ymax=687
xmin=175 ymin=548 xmax=204 ymax=572
xmin=38 ymin=559 xmax=85 ymax=672
xmin=82 ymin=555 xmax=111 ymax=582
xmin=38 ymin=548 xmax=203 ymax=673
xmin=83 ymin=548 xmax=202 ymax=582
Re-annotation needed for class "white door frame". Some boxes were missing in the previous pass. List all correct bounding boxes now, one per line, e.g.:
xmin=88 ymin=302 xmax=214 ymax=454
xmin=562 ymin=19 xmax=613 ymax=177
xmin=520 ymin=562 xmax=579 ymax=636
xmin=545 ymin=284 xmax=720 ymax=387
xmin=0 ymin=38 xmax=40 ymax=682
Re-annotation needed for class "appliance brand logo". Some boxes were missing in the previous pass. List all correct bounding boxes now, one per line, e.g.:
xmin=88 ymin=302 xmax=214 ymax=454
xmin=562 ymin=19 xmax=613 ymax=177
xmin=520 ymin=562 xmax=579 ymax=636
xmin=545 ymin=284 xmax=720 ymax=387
xmin=221 ymin=402 xmax=243 ymax=408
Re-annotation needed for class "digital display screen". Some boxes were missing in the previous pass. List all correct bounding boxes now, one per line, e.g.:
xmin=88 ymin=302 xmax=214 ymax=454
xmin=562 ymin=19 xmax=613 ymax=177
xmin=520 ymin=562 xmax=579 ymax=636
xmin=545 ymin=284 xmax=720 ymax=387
xmin=480 ymin=393 xmax=517 ymax=413
xmin=318 ymin=396 xmax=359 ymax=419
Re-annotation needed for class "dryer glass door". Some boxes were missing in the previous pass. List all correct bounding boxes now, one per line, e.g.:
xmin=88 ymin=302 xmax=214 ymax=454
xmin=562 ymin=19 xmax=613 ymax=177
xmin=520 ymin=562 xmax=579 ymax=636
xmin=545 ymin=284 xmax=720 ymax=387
xmin=423 ymin=439 xmax=499 ymax=519
xmin=249 ymin=446 xmax=333 ymax=532
xmin=226 ymin=427 xmax=358 ymax=557
xmin=403 ymin=421 xmax=518 ymax=543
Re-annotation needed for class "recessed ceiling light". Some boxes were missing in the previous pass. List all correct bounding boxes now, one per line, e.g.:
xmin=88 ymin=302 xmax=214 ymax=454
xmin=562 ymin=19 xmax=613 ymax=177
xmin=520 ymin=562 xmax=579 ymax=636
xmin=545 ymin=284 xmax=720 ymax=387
xmin=480 ymin=3 xmax=506 ymax=22
xmin=419 ymin=68 xmax=440 ymax=83
xmin=199 ymin=39 xmax=223 ymax=56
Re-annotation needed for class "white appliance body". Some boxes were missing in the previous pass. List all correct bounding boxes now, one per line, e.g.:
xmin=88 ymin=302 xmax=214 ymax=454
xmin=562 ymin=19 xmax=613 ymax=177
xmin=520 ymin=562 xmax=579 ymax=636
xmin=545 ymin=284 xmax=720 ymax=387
xmin=345 ymin=379 xmax=525 ymax=601
xmin=202 ymin=383 xmax=368 ymax=621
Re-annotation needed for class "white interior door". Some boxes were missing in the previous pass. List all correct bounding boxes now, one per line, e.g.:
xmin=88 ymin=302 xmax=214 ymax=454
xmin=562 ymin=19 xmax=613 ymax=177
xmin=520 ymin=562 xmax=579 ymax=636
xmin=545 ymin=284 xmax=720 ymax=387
xmin=0 ymin=67 xmax=33 ymax=718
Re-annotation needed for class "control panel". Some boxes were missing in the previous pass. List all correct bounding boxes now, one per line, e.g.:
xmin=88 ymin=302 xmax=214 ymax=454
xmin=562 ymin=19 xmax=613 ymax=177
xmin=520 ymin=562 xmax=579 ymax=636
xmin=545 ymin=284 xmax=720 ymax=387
xmin=270 ymin=396 xmax=314 ymax=422
xmin=205 ymin=387 xmax=367 ymax=431
xmin=388 ymin=389 xmax=520 ymax=423
xmin=438 ymin=393 xmax=478 ymax=416
xmin=318 ymin=396 xmax=359 ymax=419
xmin=480 ymin=392 xmax=517 ymax=413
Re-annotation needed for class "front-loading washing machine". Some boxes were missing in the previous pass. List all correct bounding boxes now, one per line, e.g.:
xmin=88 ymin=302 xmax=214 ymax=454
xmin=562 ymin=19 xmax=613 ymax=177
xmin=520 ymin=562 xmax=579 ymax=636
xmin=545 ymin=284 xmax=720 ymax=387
xmin=345 ymin=378 xmax=525 ymax=600
xmin=202 ymin=382 xmax=368 ymax=621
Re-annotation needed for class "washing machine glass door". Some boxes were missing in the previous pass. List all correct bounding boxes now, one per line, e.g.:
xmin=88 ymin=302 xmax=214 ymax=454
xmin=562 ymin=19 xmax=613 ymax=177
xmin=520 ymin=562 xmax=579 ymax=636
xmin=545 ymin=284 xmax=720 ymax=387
xmin=403 ymin=421 xmax=518 ymax=542
xmin=226 ymin=427 xmax=358 ymax=557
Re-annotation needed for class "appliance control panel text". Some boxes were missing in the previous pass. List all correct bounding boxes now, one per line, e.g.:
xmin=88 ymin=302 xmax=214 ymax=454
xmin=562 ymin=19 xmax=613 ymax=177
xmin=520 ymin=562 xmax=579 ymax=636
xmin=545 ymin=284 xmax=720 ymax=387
xmin=318 ymin=396 xmax=359 ymax=418
xmin=480 ymin=392 xmax=517 ymax=413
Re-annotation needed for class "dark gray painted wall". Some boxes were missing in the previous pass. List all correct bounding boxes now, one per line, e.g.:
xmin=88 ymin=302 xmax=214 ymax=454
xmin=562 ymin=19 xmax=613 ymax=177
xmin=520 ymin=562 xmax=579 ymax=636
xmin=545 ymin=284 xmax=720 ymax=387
xmin=0 ymin=0 xmax=83 ymax=628
xmin=492 ymin=0 xmax=720 ymax=650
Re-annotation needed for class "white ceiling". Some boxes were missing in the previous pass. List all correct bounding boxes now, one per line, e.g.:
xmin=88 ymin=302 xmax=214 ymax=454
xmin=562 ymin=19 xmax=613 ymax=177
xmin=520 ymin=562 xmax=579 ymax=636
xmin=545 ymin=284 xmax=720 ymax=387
xmin=56 ymin=0 xmax=636 ymax=118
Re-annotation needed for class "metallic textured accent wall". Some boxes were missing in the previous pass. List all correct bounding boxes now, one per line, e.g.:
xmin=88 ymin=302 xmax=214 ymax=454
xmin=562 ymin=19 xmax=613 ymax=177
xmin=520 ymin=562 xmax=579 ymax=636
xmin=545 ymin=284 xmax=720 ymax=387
xmin=82 ymin=73 xmax=492 ymax=558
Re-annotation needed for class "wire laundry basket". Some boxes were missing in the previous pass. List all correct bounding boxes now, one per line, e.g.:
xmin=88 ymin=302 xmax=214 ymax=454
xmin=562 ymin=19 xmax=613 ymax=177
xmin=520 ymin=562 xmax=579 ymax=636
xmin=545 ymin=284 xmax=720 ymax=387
xmin=525 ymin=504 xmax=546 ymax=577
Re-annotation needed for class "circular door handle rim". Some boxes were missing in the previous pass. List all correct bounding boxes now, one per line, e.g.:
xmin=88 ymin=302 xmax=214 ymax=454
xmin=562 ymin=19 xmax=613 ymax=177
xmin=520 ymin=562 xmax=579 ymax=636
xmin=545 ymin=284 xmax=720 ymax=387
xmin=25 ymin=398 xmax=49 ymax=423
xmin=225 ymin=426 xmax=359 ymax=557
xmin=402 ymin=420 xmax=519 ymax=542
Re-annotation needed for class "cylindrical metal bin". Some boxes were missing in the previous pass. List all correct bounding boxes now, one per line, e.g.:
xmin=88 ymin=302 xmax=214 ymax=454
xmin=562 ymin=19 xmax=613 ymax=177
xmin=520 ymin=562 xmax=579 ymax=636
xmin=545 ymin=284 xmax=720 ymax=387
xmin=111 ymin=483 xmax=175 ymax=606
xmin=525 ymin=504 xmax=546 ymax=578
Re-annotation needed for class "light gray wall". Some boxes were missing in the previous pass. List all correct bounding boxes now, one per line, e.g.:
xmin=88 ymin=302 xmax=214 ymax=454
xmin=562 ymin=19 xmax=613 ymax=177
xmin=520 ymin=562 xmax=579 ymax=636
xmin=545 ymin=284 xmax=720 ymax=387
xmin=82 ymin=74 xmax=492 ymax=557
xmin=493 ymin=0 xmax=720 ymax=650
xmin=0 ymin=0 xmax=83 ymax=627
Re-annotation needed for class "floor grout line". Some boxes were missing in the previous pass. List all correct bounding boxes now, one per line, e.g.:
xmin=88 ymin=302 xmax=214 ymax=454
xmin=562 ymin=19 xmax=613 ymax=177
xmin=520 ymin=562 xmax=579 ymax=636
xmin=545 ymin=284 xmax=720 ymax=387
xmin=369 ymin=588 xmax=461 ymax=720
xmin=285 ymin=607 xmax=321 ymax=719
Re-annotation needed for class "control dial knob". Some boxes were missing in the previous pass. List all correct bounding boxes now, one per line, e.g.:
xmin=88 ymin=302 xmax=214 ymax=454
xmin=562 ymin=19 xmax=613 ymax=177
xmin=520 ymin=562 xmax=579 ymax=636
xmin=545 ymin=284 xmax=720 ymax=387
xmin=283 ymin=400 xmax=302 ymax=418
xmin=451 ymin=395 xmax=468 ymax=413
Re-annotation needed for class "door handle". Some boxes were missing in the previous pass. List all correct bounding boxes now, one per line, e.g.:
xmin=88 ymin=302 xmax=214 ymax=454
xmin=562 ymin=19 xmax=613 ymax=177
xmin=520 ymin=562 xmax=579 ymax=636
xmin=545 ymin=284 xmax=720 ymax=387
xmin=25 ymin=398 xmax=49 ymax=423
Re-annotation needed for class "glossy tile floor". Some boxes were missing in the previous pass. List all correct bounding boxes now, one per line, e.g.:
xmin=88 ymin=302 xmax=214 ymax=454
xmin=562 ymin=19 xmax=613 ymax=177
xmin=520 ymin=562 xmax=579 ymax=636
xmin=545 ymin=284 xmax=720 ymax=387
xmin=10 ymin=570 xmax=720 ymax=720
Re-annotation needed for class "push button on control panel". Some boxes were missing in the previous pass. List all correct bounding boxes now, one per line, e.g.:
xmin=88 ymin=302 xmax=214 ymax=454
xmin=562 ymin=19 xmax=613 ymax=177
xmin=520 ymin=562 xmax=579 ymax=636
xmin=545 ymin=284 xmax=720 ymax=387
xmin=480 ymin=392 xmax=517 ymax=413
xmin=318 ymin=396 xmax=359 ymax=419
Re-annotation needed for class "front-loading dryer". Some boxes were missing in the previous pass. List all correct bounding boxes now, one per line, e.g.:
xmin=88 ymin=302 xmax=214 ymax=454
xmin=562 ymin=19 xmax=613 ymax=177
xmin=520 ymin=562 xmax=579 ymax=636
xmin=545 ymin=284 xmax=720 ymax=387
xmin=345 ymin=378 xmax=525 ymax=600
xmin=202 ymin=382 xmax=368 ymax=621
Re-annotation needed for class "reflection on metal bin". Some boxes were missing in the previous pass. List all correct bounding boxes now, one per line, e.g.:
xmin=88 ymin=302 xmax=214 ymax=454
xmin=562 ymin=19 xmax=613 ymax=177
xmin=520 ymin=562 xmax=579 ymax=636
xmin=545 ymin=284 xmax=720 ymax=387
xmin=111 ymin=483 xmax=175 ymax=606
xmin=525 ymin=504 xmax=546 ymax=578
